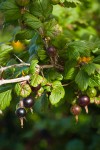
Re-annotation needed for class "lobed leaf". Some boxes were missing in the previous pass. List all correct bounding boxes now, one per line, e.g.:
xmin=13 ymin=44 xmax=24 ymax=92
xmin=15 ymin=83 xmax=32 ymax=98
xmin=37 ymin=49 xmax=47 ymax=61
xmin=30 ymin=74 xmax=43 ymax=87
xmin=64 ymin=60 xmax=77 ymax=80
xmin=0 ymin=44 xmax=13 ymax=65
xmin=0 ymin=0 xmax=21 ymax=21
xmin=0 ymin=89 xmax=12 ymax=110
xmin=23 ymin=13 xmax=42 ymax=30
xmin=49 ymin=81 xmax=65 ymax=105
xmin=89 ymin=74 xmax=100 ymax=87
xmin=64 ymin=0 xmax=81 ymax=8
xmin=15 ymin=29 xmax=35 ymax=40
xmin=34 ymin=92 xmax=49 ymax=113
xmin=93 ymin=55 xmax=100 ymax=64
xmin=82 ymin=63 xmax=96 ymax=75
xmin=75 ymin=69 xmax=89 ymax=91
xmin=29 ymin=59 xmax=39 ymax=74
xmin=46 ymin=69 xmax=63 ymax=81
xmin=20 ymin=84 xmax=32 ymax=98
xmin=49 ymin=84 xmax=65 ymax=105
xmin=29 ymin=0 xmax=53 ymax=20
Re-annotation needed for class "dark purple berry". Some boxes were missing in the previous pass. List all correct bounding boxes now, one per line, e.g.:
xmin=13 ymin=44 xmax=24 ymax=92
xmin=23 ymin=96 xmax=34 ymax=108
xmin=31 ymin=84 xmax=41 ymax=93
xmin=47 ymin=46 xmax=56 ymax=55
xmin=70 ymin=105 xmax=81 ymax=116
xmin=78 ymin=95 xmax=90 ymax=107
xmin=16 ymin=108 xmax=26 ymax=118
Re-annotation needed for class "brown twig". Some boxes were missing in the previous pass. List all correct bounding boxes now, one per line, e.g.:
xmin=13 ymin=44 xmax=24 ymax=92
xmin=0 ymin=62 xmax=64 ymax=86
xmin=0 ymin=63 xmax=30 ymax=72
xmin=0 ymin=75 xmax=30 ymax=86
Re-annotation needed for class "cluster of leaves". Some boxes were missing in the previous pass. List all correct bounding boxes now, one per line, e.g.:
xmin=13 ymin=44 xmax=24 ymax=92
xmin=0 ymin=0 xmax=100 ymax=126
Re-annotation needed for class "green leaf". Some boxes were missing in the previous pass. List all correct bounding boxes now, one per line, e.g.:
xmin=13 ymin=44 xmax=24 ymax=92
xmin=64 ymin=86 xmax=75 ymax=104
xmin=37 ymin=49 xmax=47 ymax=61
xmin=49 ymin=84 xmax=65 ymax=105
xmin=0 ymin=84 xmax=14 ymax=93
xmin=44 ymin=19 xmax=59 ymax=38
xmin=66 ymin=47 xmax=80 ymax=60
xmin=66 ymin=139 xmax=84 ymax=150
xmin=52 ymin=81 xmax=62 ymax=87
xmin=29 ymin=59 xmax=39 ymax=74
xmin=34 ymin=92 xmax=49 ymax=113
xmin=10 ymin=66 xmax=28 ymax=79
xmin=37 ymin=87 xmax=44 ymax=96
xmin=15 ymin=29 xmax=35 ymax=40
xmin=64 ymin=0 xmax=81 ymax=8
xmin=0 ymin=44 xmax=13 ymax=65
xmin=29 ymin=0 xmax=53 ymax=20
xmin=90 ymin=38 xmax=100 ymax=55
xmin=64 ymin=67 xmax=76 ymax=80
xmin=47 ymin=69 xmax=63 ymax=81
xmin=75 ymin=70 xmax=89 ymax=91
xmin=89 ymin=78 xmax=100 ymax=87
xmin=15 ymin=83 xmax=32 ymax=98
xmin=20 ymin=84 xmax=32 ymax=98
xmin=30 ymin=74 xmax=43 ymax=87
xmin=64 ymin=60 xmax=77 ymax=80
xmin=44 ymin=86 xmax=51 ymax=92
xmin=66 ymin=41 xmax=91 ymax=60
xmin=82 ymin=63 xmax=96 ymax=75
xmin=94 ymin=64 xmax=100 ymax=73
xmin=0 ymin=89 xmax=12 ymax=110
xmin=23 ymin=13 xmax=42 ymax=30
xmin=0 ymin=0 xmax=21 ymax=21
xmin=14 ymin=83 xmax=21 ymax=96
xmin=41 ymin=78 xmax=48 ymax=86
xmin=93 ymin=55 xmax=100 ymax=64
xmin=92 ymin=48 xmax=100 ymax=55
xmin=89 ymin=75 xmax=100 ymax=87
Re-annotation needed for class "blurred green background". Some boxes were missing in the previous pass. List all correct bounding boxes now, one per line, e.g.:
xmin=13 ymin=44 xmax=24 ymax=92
xmin=0 ymin=0 xmax=100 ymax=150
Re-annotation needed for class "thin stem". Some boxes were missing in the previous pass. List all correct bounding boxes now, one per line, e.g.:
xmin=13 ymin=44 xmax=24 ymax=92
xmin=0 ymin=62 xmax=64 ymax=86
xmin=40 ymin=65 xmax=54 ymax=69
xmin=14 ymin=54 xmax=24 ymax=63
xmin=62 ymin=81 xmax=74 ymax=87
xmin=0 ymin=63 xmax=63 ymax=73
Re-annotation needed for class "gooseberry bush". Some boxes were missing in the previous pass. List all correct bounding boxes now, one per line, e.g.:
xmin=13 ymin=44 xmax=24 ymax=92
xmin=0 ymin=0 xmax=100 ymax=128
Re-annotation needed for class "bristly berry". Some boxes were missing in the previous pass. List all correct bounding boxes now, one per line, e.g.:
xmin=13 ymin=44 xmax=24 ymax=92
xmin=16 ymin=107 xmax=26 ymax=118
xmin=70 ymin=105 xmax=81 ymax=116
xmin=78 ymin=95 xmax=90 ymax=106
xmin=23 ymin=96 xmax=34 ymax=108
